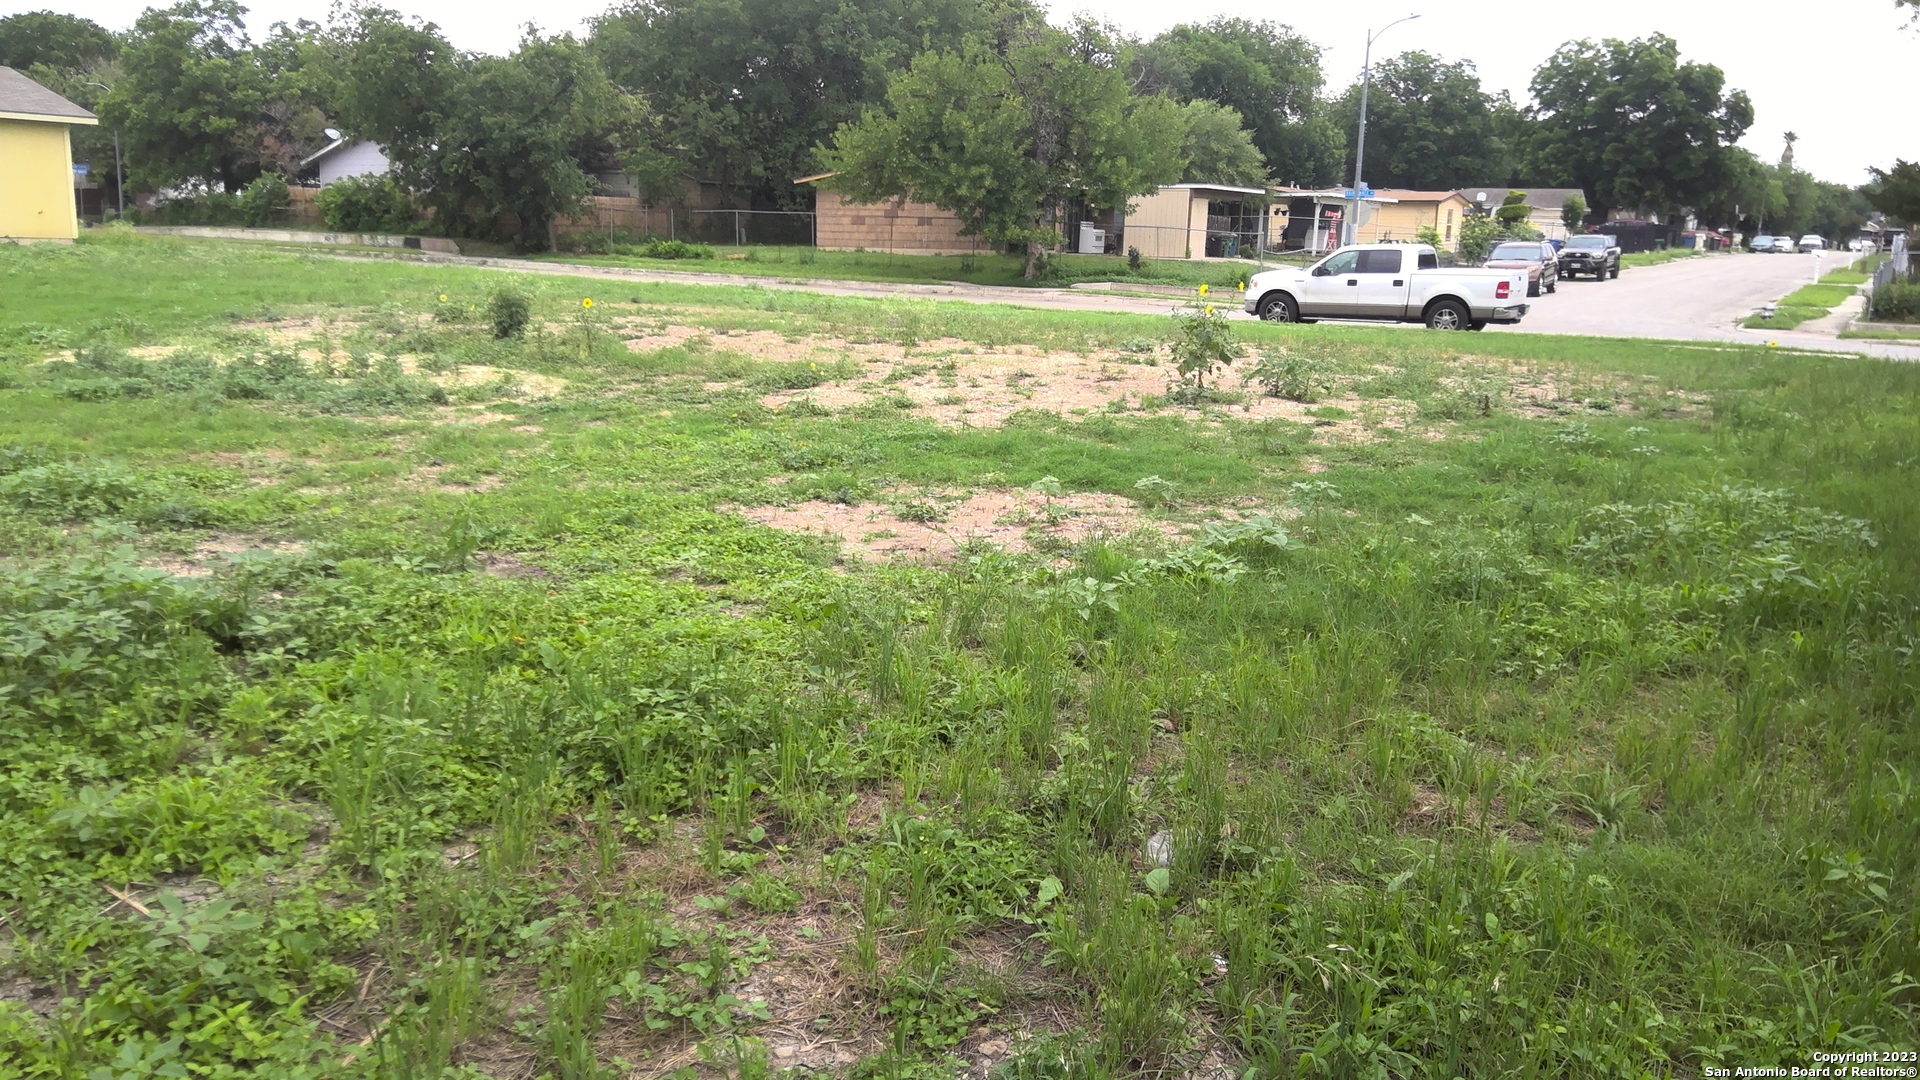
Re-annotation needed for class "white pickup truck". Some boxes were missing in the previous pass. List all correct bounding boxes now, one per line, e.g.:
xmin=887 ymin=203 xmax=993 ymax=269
xmin=1242 ymin=244 xmax=1531 ymax=330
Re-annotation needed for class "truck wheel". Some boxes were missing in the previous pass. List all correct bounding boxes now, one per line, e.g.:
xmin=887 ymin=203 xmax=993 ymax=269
xmin=1609 ymin=264 xmax=1619 ymax=279
xmin=1425 ymin=300 xmax=1469 ymax=330
xmin=1546 ymin=276 xmax=1557 ymax=294
xmin=1527 ymin=279 xmax=1541 ymax=298
xmin=1257 ymin=293 xmax=1298 ymax=323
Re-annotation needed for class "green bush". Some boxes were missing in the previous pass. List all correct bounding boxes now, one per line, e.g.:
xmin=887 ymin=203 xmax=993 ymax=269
xmin=488 ymin=288 xmax=533 ymax=338
xmin=1869 ymin=279 xmax=1920 ymax=322
xmin=313 ymin=173 xmax=416 ymax=234
xmin=628 ymin=237 xmax=715 ymax=260
xmin=238 ymin=174 xmax=290 ymax=227
xmin=132 ymin=191 xmax=244 ymax=226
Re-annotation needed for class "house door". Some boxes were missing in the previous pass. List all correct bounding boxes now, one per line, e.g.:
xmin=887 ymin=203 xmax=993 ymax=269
xmin=1295 ymin=249 xmax=1362 ymax=316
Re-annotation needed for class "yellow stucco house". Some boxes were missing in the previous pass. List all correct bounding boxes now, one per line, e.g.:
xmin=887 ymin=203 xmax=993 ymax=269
xmin=1 ymin=66 xmax=97 ymax=242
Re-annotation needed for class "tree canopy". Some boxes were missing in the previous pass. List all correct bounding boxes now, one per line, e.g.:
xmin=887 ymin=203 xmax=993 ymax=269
xmin=1328 ymin=52 xmax=1507 ymax=192
xmin=1524 ymin=34 xmax=1752 ymax=221
xmin=1866 ymin=160 xmax=1920 ymax=226
xmin=824 ymin=19 xmax=1185 ymax=278
xmin=1134 ymin=18 xmax=1342 ymax=187
xmin=0 ymin=10 xmax=116 ymax=69
xmin=588 ymin=0 xmax=1003 ymax=208
xmin=337 ymin=10 xmax=660 ymax=248
xmin=100 ymin=1 xmax=265 ymax=192
xmin=1175 ymin=100 xmax=1267 ymax=187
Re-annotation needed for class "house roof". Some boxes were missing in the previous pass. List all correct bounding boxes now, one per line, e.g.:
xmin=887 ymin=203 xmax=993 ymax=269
xmin=1372 ymin=189 xmax=1468 ymax=203
xmin=0 ymin=66 xmax=98 ymax=124
xmin=1458 ymin=186 xmax=1585 ymax=209
xmin=1163 ymin=182 xmax=1268 ymax=196
xmin=1271 ymin=186 xmax=1395 ymax=202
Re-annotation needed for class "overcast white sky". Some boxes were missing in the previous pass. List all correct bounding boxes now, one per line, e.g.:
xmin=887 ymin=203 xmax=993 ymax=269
xmin=17 ymin=0 xmax=1917 ymax=184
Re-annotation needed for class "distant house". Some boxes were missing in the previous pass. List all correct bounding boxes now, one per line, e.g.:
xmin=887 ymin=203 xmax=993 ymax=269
xmin=1122 ymin=183 xmax=1268 ymax=260
xmin=794 ymin=173 xmax=983 ymax=255
xmin=300 ymin=138 xmax=389 ymax=186
xmin=1461 ymin=186 xmax=1588 ymax=239
xmin=0 ymin=65 xmax=98 ymax=241
xmin=1360 ymin=190 xmax=1474 ymax=250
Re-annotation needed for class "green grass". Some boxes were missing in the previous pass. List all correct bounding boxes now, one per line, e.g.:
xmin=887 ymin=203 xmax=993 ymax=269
xmin=533 ymin=242 xmax=1287 ymax=291
xmin=1841 ymin=327 xmax=1920 ymax=340
xmin=1741 ymin=283 xmax=1857 ymax=330
xmin=1619 ymin=247 xmax=1708 ymax=269
xmin=1820 ymin=268 xmax=1871 ymax=286
xmin=2 ymin=232 xmax=1918 ymax=1077
xmin=1742 ymin=305 xmax=1829 ymax=330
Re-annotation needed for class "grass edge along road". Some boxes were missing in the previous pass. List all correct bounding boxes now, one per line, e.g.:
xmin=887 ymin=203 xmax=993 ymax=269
xmin=2 ymin=233 xmax=1917 ymax=1078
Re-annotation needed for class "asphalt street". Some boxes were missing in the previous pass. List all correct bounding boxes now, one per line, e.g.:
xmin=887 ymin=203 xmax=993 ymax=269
xmin=1484 ymin=250 xmax=1920 ymax=361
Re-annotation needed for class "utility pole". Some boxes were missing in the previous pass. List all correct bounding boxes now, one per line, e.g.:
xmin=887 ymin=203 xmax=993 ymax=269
xmin=1347 ymin=14 xmax=1420 ymax=247
xmin=85 ymin=81 xmax=123 ymax=219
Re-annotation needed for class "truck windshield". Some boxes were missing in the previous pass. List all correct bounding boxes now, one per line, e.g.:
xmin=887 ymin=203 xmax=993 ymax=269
xmin=1568 ymin=236 xmax=1609 ymax=249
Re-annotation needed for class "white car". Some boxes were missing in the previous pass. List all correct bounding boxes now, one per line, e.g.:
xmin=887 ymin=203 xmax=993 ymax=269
xmin=1243 ymin=244 xmax=1530 ymax=330
xmin=1797 ymin=234 xmax=1826 ymax=252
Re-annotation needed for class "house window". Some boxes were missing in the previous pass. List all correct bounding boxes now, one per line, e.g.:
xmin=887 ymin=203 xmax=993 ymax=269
xmin=850 ymin=216 xmax=866 ymax=225
xmin=1445 ymin=209 xmax=1454 ymax=241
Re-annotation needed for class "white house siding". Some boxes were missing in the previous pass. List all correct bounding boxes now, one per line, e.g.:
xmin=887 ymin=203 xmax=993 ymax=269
xmin=316 ymin=141 xmax=389 ymax=185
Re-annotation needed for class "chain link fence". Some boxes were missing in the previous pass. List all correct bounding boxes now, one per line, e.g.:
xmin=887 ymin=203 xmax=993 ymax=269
xmin=567 ymin=206 xmax=816 ymax=247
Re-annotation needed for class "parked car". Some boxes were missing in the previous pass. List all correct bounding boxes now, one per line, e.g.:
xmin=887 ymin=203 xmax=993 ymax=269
xmin=1750 ymin=234 xmax=1778 ymax=253
xmin=1244 ymin=244 xmax=1530 ymax=330
xmin=1850 ymin=237 xmax=1873 ymax=252
xmin=1798 ymin=234 xmax=1827 ymax=252
xmin=1484 ymin=239 xmax=1559 ymax=296
xmin=1558 ymin=234 xmax=1621 ymax=280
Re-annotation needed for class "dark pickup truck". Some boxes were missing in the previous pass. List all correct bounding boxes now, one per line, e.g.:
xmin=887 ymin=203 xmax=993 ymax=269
xmin=1558 ymin=234 xmax=1621 ymax=280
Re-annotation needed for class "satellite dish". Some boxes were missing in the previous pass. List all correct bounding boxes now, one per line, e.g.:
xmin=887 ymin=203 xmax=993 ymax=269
xmin=324 ymin=128 xmax=342 ymax=141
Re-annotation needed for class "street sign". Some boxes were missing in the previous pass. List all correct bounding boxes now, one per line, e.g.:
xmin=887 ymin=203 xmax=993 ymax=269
xmin=1344 ymin=187 xmax=1374 ymax=199
xmin=73 ymin=163 xmax=89 ymax=175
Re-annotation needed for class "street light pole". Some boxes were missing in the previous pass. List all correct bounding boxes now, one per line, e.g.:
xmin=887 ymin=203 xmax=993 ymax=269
xmin=1347 ymin=13 xmax=1421 ymax=247
xmin=85 ymin=81 xmax=124 ymax=220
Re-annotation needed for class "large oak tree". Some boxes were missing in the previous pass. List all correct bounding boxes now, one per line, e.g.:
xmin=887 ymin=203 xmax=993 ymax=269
xmin=1327 ymin=52 xmax=1508 ymax=191
xmin=1524 ymin=34 xmax=1752 ymax=221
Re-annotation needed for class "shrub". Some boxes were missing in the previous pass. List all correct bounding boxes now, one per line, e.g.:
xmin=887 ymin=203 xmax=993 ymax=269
xmin=238 ymin=174 xmax=289 ymax=227
xmin=488 ymin=289 xmax=533 ymax=339
xmin=133 ymin=191 xmax=243 ymax=226
xmin=1868 ymin=279 xmax=1920 ymax=322
xmin=313 ymin=173 xmax=416 ymax=234
xmin=631 ymin=237 xmax=715 ymax=260
xmin=1244 ymin=348 xmax=1329 ymax=402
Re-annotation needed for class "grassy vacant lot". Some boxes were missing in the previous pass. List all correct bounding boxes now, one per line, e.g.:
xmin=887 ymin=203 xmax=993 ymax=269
xmin=532 ymin=245 xmax=1283 ymax=292
xmin=2 ymin=233 xmax=1917 ymax=1078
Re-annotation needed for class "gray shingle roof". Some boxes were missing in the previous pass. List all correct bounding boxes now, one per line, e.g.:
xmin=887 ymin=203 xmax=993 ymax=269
xmin=0 ymin=66 xmax=97 ymax=123
xmin=1458 ymin=186 xmax=1586 ymax=210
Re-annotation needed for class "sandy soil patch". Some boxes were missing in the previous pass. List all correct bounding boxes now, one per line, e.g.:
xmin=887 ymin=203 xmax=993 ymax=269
xmin=147 ymin=533 xmax=307 ymax=576
xmin=416 ymin=362 xmax=565 ymax=399
xmin=738 ymin=488 xmax=1175 ymax=561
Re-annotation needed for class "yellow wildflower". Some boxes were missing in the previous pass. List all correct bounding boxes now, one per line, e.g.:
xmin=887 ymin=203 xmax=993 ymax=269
xmin=1206 ymin=304 xmax=1215 ymax=315
xmin=582 ymin=298 xmax=594 ymax=309
xmin=1198 ymin=283 xmax=1210 ymax=296
xmin=438 ymin=293 xmax=448 ymax=303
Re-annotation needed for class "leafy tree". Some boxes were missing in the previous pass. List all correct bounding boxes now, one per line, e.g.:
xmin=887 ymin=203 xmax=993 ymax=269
xmin=1134 ymin=18 xmax=1343 ymax=187
xmin=1457 ymin=213 xmax=1503 ymax=262
xmin=589 ymin=0 xmax=999 ymax=208
xmin=1327 ymin=51 xmax=1505 ymax=191
xmin=1176 ymin=100 xmax=1267 ymax=187
xmin=0 ymin=10 xmax=116 ymax=69
xmin=1525 ymin=34 xmax=1752 ymax=222
xmin=824 ymin=20 xmax=1186 ymax=279
xmin=1561 ymin=193 xmax=1587 ymax=232
xmin=339 ymin=12 xmax=658 ymax=249
xmin=1866 ymin=160 xmax=1920 ymax=226
xmin=100 ymin=0 xmax=264 ymax=192
xmin=1690 ymin=147 xmax=1780 ymax=232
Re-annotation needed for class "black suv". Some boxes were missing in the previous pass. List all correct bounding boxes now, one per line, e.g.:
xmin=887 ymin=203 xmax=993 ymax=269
xmin=1559 ymin=234 xmax=1620 ymax=280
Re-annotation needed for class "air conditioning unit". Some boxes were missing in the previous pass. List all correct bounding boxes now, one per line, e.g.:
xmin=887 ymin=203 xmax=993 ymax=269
xmin=1078 ymin=222 xmax=1106 ymax=254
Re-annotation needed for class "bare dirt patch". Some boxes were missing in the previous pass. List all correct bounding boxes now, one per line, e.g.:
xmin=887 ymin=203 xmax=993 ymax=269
xmin=147 ymin=533 xmax=307 ymax=576
xmin=738 ymin=488 xmax=1175 ymax=561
